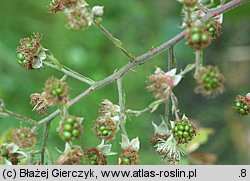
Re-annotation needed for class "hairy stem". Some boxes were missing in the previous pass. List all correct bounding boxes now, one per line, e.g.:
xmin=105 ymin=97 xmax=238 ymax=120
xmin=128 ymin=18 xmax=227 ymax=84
xmin=195 ymin=50 xmax=202 ymax=75
xmin=45 ymin=56 xmax=95 ymax=85
xmin=41 ymin=122 xmax=51 ymax=165
xmin=94 ymin=21 xmax=136 ymax=62
xmin=117 ymin=78 xmax=128 ymax=138
xmin=126 ymin=99 xmax=165 ymax=116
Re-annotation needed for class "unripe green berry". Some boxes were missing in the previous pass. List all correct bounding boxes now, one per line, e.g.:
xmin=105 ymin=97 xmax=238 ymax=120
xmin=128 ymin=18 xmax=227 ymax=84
xmin=66 ymin=118 xmax=74 ymax=125
xmin=73 ymin=122 xmax=79 ymax=128
xmin=63 ymin=124 xmax=72 ymax=131
xmin=72 ymin=129 xmax=80 ymax=137
xmin=191 ymin=33 xmax=200 ymax=43
xmin=123 ymin=157 xmax=130 ymax=165
xmin=185 ymin=125 xmax=190 ymax=131
xmin=178 ymin=125 xmax=185 ymax=131
xmin=17 ymin=53 xmax=24 ymax=60
xmin=1 ymin=149 xmax=8 ymax=157
xmin=99 ymin=126 xmax=106 ymax=131
xmin=177 ymin=131 xmax=183 ymax=137
xmin=63 ymin=131 xmax=72 ymax=140
xmin=20 ymin=133 xmax=26 ymax=139
xmin=239 ymin=108 xmax=246 ymax=115
xmin=201 ymin=34 xmax=209 ymax=43
xmin=102 ymin=129 xmax=109 ymax=135
xmin=90 ymin=160 xmax=96 ymax=165
xmin=243 ymin=105 xmax=249 ymax=110
xmin=90 ymin=154 xmax=98 ymax=160
xmin=235 ymin=102 xmax=241 ymax=107
xmin=55 ymin=88 xmax=63 ymax=94
xmin=183 ymin=131 xmax=189 ymax=138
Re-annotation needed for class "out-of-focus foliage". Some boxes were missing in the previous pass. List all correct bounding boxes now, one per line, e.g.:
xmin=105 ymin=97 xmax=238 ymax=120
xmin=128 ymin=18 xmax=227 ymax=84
xmin=0 ymin=0 xmax=250 ymax=164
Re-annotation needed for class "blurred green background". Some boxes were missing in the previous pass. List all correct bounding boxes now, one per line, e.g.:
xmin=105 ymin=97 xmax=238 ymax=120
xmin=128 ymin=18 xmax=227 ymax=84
xmin=0 ymin=0 xmax=250 ymax=164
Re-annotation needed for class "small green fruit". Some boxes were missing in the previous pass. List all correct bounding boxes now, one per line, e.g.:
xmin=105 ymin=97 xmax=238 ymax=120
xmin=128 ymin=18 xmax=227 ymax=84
xmin=63 ymin=131 xmax=72 ymax=140
xmin=72 ymin=129 xmax=80 ymax=137
xmin=63 ymin=124 xmax=72 ymax=131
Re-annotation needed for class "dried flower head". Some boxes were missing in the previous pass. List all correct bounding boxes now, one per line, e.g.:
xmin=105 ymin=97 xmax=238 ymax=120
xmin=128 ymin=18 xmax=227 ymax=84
xmin=0 ymin=143 xmax=27 ymax=165
xmin=56 ymin=146 xmax=83 ymax=165
xmin=44 ymin=77 xmax=69 ymax=106
xmin=194 ymin=65 xmax=225 ymax=98
xmin=58 ymin=116 xmax=83 ymax=142
xmin=16 ymin=33 xmax=46 ymax=70
xmin=185 ymin=24 xmax=211 ymax=50
xmin=30 ymin=93 xmax=48 ymax=115
xmin=49 ymin=0 xmax=92 ymax=30
xmin=12 ymin=128 xmax=36 ymax=149
xmin=147 ymin=68 xmax=182 ymax=100
xmin=99 ymin=99 xmax=120 ymax=117
xmin=49 ymin=0 xmax=78 ymax=13
xmin=155 ymin=135 xmax=185 ymax=165
xmin=234 ymin=95 xmax=250 ymax=116
xmin=151 ymin=121 xmax=170 ymax=146
xmin=172 ymin=115 xmax=196 ymax=144
xmin=94 ymin=116 xmax=119 ymax=141
xmin=177 ymin=0 xmax=198 ymax=8
xmin=119 ymin=135 xmax=140 ymax=165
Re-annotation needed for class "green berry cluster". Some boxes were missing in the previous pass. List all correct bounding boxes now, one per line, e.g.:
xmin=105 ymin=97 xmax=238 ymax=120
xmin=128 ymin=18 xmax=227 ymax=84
xmin=186 ymin=25 xmax=211 ymax=50
xmin=51 ymin=83 xmax=64 ymax=97
xmin=234 ymin=96 xmax=250 ymax=116
xmin=60 ymin=117 xmax=82 ymax=142
xmin=17 ymin=53 xmax=27 ymax=67
xmin=99 ymin=125 xmax=113 ymax=137
xmin=200 ymin=69 xmax=219 ymax=91
xmin=172 ymin=119 xmax=196 ymax=144
xmin=86 ymin=153 xmax=98 ymax=165
xmin=206 ymin=21 xmax=221 ymax=39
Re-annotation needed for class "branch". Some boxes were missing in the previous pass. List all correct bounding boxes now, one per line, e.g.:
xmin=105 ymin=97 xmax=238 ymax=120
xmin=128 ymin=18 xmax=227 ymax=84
xmin=44 ymin=59 xmax=95 ymax=85
xmin=0 ymin=109 xmax=37 ymax=126
xmin=35 ymin=0 xmax=248 ymax=126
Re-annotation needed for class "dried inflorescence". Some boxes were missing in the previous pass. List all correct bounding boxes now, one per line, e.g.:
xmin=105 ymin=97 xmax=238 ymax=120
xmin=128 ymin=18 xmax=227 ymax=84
xmin=155 ymin=136 xmax=185 ymax=165
xmin=147 ymin=68 xmax=182 ymax=100
xmin=12 ymin=128 xmax=36 ymax=149
xmin=84 ymin=147 xmax=107 ymax=165
xmin=49 ymin=0 xmax=92 ymax=30
xmin=99 ymin=99 xmax=120 ymax=117
xmin=44 ymin=77 xmax=69 ymax=106
xmin=185 ymin=24 xmax=211 ymax=50
xmin=16 ymin=33 xmax=46 ymax=70
xmin=151 ymin=121 xmax=170 ymax=147
xmin=94 ymin=116 xmax=118 ymax=141
xmin=30 ymin=93 xmax=48 ymax=115
xmin=56 ymin=147 xmax=83 ymax=165
xmin=194 ymin=65 xmax=225 ymax=98
xmin=234 ymin=95 xmax=250 ymax=116
xmin=178 ymin=0 xmax=198 ymax=8
xmin=58 ymin=116 xmax=83 ymax=142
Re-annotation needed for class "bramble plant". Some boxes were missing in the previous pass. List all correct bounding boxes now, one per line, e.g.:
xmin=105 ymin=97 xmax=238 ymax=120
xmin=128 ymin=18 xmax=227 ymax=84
xmin=0 ymin=0 xmax=249 ymax=165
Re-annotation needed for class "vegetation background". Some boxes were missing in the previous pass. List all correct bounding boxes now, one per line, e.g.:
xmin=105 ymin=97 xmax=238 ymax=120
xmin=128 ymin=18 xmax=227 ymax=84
xmin=0 ymin=0 xmax=249 ymax=164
